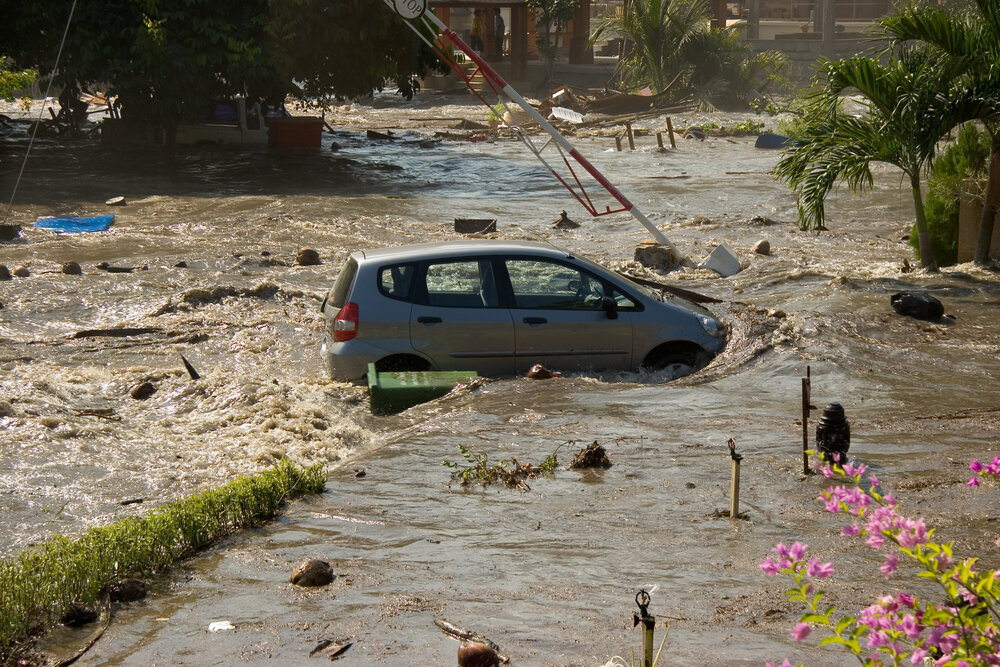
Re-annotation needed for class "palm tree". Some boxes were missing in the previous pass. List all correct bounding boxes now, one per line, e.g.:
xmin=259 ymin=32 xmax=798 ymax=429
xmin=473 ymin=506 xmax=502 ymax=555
xmin=880 ymin=0 xmax=1000 ymax=266
xmin=774 ymin=50 xmax=957 ymax=270
xmin=590 ymin=0 xmax=710 ymax=95
xmin=679 ymin=23 xmax=790 ymax=111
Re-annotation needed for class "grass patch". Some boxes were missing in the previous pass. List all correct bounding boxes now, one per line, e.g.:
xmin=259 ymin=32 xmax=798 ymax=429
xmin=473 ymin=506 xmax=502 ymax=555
xmin=0 ymin=458 xmax=325 ymax=649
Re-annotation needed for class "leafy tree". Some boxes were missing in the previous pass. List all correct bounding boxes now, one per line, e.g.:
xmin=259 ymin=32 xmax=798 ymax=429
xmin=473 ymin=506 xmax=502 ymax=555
xmin=0 ymin=57 xmax=36 ymax=102
xmin=881 ymin=0 xmax=1000 ymax=266
xmin=589 ymin=0 xmax=710 ymax=96
xmin=773 ymin=50 xmax=957 ymax=270
xmin=0 ymin=0 xmax=442 ymax=134
xmin=525 ymin=0 xmax=580 ymax=87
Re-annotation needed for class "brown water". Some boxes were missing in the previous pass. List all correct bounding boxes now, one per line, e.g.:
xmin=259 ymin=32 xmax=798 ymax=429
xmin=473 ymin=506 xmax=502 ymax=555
xmin=2 ymin=93 xmax=1000 ymax=665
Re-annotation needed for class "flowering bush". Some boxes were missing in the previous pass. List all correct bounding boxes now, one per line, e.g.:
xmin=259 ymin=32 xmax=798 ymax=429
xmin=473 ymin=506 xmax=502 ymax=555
xmin=760 ymin=454 xmax=1000 ymax=666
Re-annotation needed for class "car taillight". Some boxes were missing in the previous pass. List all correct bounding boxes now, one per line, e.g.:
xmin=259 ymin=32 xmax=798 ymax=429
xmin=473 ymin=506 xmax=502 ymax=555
xmin=333 ymin=302 xmax=359 ymax=342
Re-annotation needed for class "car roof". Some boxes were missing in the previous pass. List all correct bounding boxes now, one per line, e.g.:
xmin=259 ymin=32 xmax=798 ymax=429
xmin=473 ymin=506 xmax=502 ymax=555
xmin=356 ymin=239 xmax=572 ymax=263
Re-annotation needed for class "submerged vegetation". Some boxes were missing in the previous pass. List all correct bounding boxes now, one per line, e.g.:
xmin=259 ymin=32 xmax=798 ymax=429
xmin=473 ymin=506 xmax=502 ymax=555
xmin=0 ymin=459 xmax=325 ymax=649
xmin=444 ymin=443 xmax=562 ymax=489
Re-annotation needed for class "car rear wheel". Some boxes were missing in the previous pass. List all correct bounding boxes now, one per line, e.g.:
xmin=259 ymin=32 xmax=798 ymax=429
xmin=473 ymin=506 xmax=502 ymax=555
xmin=642 ymin=343 xmax=707 ymax=378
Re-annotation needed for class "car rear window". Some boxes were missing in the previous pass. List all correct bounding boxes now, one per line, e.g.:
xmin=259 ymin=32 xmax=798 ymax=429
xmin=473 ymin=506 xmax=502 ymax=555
xmin=378 ymin=263 xmax=416 ymax=301
xmin=329 ymin=257 xmax=358 ymax=309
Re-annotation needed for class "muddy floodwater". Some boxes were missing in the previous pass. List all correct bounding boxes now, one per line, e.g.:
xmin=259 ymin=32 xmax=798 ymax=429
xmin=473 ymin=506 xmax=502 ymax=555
xmin=2 ymin=92 xmax=1000 ymax=666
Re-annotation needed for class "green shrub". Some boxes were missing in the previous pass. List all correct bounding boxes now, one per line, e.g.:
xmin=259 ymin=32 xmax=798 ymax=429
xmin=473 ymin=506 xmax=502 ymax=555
xmin=911 ymin=123 xmax=990 ymax=266
xmin=0 ymin=459 xmax=325 ymax=648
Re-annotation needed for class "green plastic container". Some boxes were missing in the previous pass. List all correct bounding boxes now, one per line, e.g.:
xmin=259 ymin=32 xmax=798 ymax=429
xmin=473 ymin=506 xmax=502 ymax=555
xmin=367 ymin=363 xmax=478 ymax=415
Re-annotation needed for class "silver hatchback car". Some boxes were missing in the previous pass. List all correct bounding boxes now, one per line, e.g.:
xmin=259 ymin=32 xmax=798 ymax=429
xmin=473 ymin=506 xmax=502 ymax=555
xmin=320 ymin=240 xmax=726 ymax=381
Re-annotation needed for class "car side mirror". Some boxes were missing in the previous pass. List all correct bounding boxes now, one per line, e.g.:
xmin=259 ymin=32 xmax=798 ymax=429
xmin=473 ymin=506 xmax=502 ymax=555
xmin=601 ymin=296 xmax=618 ymax=320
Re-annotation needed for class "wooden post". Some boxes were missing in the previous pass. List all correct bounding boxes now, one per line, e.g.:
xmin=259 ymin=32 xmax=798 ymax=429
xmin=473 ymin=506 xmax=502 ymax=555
xmin=665 ymin=117 xmax=676 ymax=148
xmin=641 ymin=619 xmax=654 ymax=667
xmin=656 ymin=132 xmax=664 ymax=149
xmin=615 ymin=135 xmax=623 ymax=152
xmin=625 ymin=121 xmax=635 ymax=150
xmin=802 ymin=367 xmax=811 ymax=475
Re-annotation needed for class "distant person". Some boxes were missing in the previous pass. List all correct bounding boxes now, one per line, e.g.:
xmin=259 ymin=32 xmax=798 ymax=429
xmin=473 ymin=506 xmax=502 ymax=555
xmin=470 ymin=9 xmax=484 ymax=51
xmin=493 ymin=8 xmax=505 ymax=59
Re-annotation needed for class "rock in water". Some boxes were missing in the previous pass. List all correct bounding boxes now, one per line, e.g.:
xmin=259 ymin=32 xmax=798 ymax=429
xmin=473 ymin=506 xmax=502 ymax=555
xmin=296 ymin=248 xmax=321 ymax=266
xmin=108 ymin=578 xmax=147 ymax=602
xmin=457 ymin=641 xmax=500 ymax=667
xmin=62 ymin=261 xmax=82 ymax=275
xmin=0 ymin=265 xmax=10 ymax=281
xmin=891 ymin=292 xmax=943 ymax=321
xmin=12 ymin=265 xmax=29 ymax=278
xmin=753 ymin=239 xmax=771 ymax=255
xmin=290 ymin=559 xmax=334 ymax=587
xmin=634 ymin=241 xmax=682 ymax=272
xmin=129 ymin=382 xmax=156 ymax=400
xmin=552 ymin=210 xmax=579 ymax=230
xmin=61 ymin=603 xmax=99 ymax=627
xmin=527 ymin=364 xmax=559 ymax=379
xmin=0 ymin=224 xmax=20 ymax=241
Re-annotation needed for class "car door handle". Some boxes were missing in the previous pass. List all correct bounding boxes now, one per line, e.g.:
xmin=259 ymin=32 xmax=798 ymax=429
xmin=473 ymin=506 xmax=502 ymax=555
xmin=417 ymin=316 xmax=442 ymax=324
xmin=522 ymin=317 xmax=547 ymax=325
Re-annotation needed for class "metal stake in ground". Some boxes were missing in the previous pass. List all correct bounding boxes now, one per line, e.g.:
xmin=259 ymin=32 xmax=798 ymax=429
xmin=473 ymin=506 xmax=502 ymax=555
xmin=728 ymin=438 xmax=742 ymax=519
xmin=801 ymin=366 xmax=811 ymax=475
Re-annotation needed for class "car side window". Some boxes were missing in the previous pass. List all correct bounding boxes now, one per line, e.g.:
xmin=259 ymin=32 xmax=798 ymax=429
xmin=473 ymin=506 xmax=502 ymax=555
xmin=378 ymin=263 xmax=416 ymax=301
xmin=424 ymin=260 xmax=497 ymax=308
xmin=609 ymin=285 xmax=639 ymax=310
xmin=505 ymin=258 xmax=604 ymax=310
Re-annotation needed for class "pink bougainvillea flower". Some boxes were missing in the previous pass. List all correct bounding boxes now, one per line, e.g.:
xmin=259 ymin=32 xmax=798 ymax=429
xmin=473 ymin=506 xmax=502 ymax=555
xmin=970 ymin=460 xmax=984 ymax=473
xmin=868 ymin=473 xmax=880 ymax=488
xmin=793 ymin=622 xmax=811 ymax=643
xmin=880 ymin=553 xmax=899 ymax=579
xmin=968 ymin=477 xmax=981 ymax=487
xmin=789 ymin=542 xmax=808 ymax=561
xmin=909 ymin=648 xmax=927 ymax=664
xmin=896 ymin=592 xmax=915 ymax=607
xmin=765 ymin=660 xmax=795 ymax=667
xmin=960 ymin=589 xmax=978 ymax=606
xmin=866 ymin=533 xmax=885 ymax=549
xmin=806 ymin=556 xmax=835 ymax=578
xmin=841 ymin=523 xmax=860 ymax=537
xmin=759 ymin=557 xmax=780 ymax=576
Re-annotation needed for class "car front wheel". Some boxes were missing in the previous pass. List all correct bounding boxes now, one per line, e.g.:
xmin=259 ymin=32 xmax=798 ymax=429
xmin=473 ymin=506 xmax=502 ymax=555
xmin=642 ymin=344 xmax=707 ymax=378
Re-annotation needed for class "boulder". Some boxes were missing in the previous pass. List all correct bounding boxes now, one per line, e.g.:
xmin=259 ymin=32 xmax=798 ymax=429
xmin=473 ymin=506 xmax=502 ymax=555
xmin=296 ymin=248 xmax=321 ymax=266
xmin=129 ymin=382 xmax=156 ymax=400
xmin=0 ymin=265 xmax=10 ymax=281
xmin=108 ymin=578 xmax=147 ymax=602
xmin=753 ymin=239 xmax=771 ymax=256
xmin=0 ymin=224 xmax=20 ymax=241
xmin=12 ymin=265 xmax=29 ymax=278
xmin=891 ymin=292 xmax=943 ymax=321
xmin=457 ymin=642 xmax=500 ymax=667
xmin=62 ymin=261 xmax=82 ymax=275
xmin=290 ymin=559 xmax=334 ymax=587
xmin=634 ymin=241 xmax=682 ymax=273
xmin=527 ymin=364 xmax=560 ymax=379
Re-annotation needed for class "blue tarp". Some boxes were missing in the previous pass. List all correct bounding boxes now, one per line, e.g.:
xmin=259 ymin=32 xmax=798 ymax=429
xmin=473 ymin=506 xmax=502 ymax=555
xmin=35 ymin=215 xmax=115 ymax=233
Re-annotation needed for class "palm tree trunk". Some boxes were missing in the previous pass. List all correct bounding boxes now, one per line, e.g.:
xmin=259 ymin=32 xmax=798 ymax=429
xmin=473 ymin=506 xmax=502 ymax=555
xmin=911 ymin=175 xmax=938 ymax=271
xmin=973 ymin=137 xmax=1000 ymax=266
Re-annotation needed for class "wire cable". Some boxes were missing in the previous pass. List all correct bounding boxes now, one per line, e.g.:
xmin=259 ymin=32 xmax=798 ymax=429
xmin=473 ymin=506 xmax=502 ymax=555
xmin=3 ymin=0 xmax=78 ymax=226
